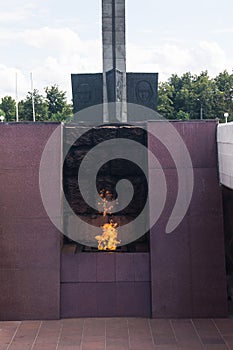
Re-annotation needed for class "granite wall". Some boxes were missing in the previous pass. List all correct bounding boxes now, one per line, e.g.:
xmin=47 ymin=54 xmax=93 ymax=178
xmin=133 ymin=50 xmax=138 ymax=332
xmin=0 ymin=121 xmax=228 ymax=320
xmin=0 ymin=123 xmax=62 ymax=320
xmin=148 ymin=120 xmax=228 ymax=318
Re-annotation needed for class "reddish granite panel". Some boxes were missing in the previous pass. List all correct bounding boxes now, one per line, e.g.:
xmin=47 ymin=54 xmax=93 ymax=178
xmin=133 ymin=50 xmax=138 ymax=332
xmin=61 ymin=254 xmax=80 ymax=283
xmin=61 ymin=252 xmax=151 ymax=283
xmin=188 ymin=168 xmax=222 ymax=216
xmin=96 ymin=253 xmax=116 ymax=282
xmin=116 ymin=282 xmax=151 ymax=317
xmin=61 ymin=283 xmax=98 ymax=318
xmin=0 ymin=268 xmax=60 ymax=320
xmin=61 ymin=281 xmax=151 ymax=318
xmin=0 ymin=123 xmax=61 ymax=170
xmin=96 ymin=283 xmax=117 ymax=317
xmin=0 ymin=123 xmax=61 ymax=320
xmin=115 ymin=253 xmax=135 ymax=281
xmin=148 ymin=120 xmax=217 ymax=169
xmin=60 ymin=252 xmax=151 ymax=318
xmin=134 ymin=253 xmax=150 ymax=282
xmin=0 ymin=218 xmax=60 ymax=270
xmin=189 ymin=213 xmax=227 ymax=317
xmin=148 ymin=121 xmax=227 ymax=318
xmin=150 ymin=217 xmax=192 ymax=318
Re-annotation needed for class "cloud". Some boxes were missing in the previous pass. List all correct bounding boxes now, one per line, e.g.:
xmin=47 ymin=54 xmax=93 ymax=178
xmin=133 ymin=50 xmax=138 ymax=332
xmin=193 ymin=41 xmax=230 ymax=74
xmin=6 ymin=27 xmax=101 ymax=61
xmin=0 ymin=25 xmax=232 ymax=103
xmin=0 ymin=1 xmax=37 ymax=23
xmin=127 ymin=40 xmax=232 ymax=81
xmin=0 ymin=11 xmax=27 ymax=22
xmin=0 ymin=65 xmax=28 ymax=100
xmin=0 ymin=27 xmax=102 ymax=101
xmin=212 ymin=28 xmax=233 ymax=34
xmin=17 ymin=27 xmax=83 ymax=52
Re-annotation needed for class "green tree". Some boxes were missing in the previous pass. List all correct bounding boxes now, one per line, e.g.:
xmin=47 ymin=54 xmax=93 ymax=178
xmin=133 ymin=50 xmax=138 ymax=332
xmin=0 ymin=108 xmax=5 ymax=117
xmin=157 ymin=81 xmax=174 ymax=119
xmin=191 ymin=71 xmax=216 ymax=119
xmin=172 ymin=72 xmax=195 ymax=118
xmin=45 ymin=85 xmax=73 ymax=121
xmin=158 ymin=72 xmax=195 ymax=119
xmin=157 ymin=70 xmax=232 ymax=120
xmin=0 ymin=96 xmax=16 ymax=121
xmin=176 ymin=110 xmax=190 ymax=120
xmin=19 ymin=89 xmax=48 ymax=121
xmin=214 ymin=70 xmax=233 ymax=121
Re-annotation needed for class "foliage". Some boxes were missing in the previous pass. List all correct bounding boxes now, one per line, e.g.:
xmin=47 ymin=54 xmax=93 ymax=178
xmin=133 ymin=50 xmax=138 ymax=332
xmin=45 ymin=84 xmax=73 ymax=121
xmin=157 ymin=70 xmax=233 ymax=121
xmin=0 ymin=108 xmax=5 ymax=117
xmin=0 ymin=71 xmax=232 ymax=122
xmin=0 ymin=96 xmax=15 ymax=121
xmin=19 ymin=89 xmax=48 ymax=121
xmin=0 ymin=85 xmax=74 ymax=122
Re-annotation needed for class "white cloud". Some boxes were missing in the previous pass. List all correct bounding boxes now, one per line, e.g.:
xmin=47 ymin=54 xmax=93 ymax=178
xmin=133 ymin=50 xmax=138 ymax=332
xmin=0 ymin=65 xmax=28 ymax=100
xmin=0 ymin=24 xmax=232 ymax=103
xmin=212 ymin=28 xmax=233 ymax=34
xmin=0 ymin=11 xmax=27 ymax=22
xmin=0 ymin=27 xmax=102 ymax=101
xmin=17 ymin=27 xmax=83 ymax=53
xmin=127 ymin=41 xmax=232 ymax=81
xmin=0 ymin=1 xmax=37 ymax=23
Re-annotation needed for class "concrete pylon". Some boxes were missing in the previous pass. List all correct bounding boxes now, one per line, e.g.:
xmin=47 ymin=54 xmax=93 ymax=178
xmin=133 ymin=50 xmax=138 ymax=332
xmin=102 ymin=0 xmax=127 ymax=123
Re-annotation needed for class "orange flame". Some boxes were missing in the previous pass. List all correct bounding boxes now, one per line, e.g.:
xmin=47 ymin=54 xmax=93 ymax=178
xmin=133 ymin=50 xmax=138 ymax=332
xmin=98 ymin=190 xmax=114 ymax=217
xmin=96 ymin=190 xmax=120 ymax=250
xmin=95 ymin=220 xmax=121 ymax=251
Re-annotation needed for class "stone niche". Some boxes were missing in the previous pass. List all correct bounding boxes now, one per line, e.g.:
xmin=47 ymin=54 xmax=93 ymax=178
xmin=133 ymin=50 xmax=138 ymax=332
xmin=62 ymin=123 xmax=149 ymax=252
xmin=61 ymin=123 xmax=151 ymax=318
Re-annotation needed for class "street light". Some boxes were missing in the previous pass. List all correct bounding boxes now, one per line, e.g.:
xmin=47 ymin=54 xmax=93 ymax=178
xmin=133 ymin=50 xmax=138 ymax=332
xmin=224 ymin=112 xmax=229 ymax=123
xmin=0 ymin=115 xmax=5 ymax=123
xmin=197 ymin=99 xmax=203 ymax=119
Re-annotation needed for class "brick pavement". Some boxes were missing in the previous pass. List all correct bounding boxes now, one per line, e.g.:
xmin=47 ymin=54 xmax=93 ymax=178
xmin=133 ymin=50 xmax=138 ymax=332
xmin=0 ymin=318 xmax=233 ymax=350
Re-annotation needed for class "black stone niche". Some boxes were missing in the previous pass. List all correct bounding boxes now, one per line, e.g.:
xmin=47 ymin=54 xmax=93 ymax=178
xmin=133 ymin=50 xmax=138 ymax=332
xmin=62 ymin=124 xmax=149 ymax=252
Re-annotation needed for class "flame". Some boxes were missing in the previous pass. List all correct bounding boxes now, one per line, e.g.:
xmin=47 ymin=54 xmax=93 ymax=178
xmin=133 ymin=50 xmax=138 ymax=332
xmin=98 ymin=190 xmax=114 ymax=217
xmin=95 ymin=220 xmax=121 ymax=251
xmin=96 ymin=190 xmax=120 ymax=250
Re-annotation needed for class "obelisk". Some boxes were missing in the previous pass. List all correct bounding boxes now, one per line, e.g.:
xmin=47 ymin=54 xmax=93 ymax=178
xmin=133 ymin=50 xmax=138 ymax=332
xmin=102 ymin=0 xmax=127 ymax=123
xmin=71 ymin=0 xmax=158 ymax=122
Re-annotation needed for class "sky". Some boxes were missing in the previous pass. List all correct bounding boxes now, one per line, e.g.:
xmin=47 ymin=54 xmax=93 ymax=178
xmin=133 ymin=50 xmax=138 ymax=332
xmin=0 ymin=0 xmax=232 ymax=101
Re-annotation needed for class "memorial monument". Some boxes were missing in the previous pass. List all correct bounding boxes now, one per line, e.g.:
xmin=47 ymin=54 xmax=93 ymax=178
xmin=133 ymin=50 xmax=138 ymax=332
xmin=0 ymin=0 xmax=228 ymax=321
xmin=71 ymin=0 xmax=158 ymax=122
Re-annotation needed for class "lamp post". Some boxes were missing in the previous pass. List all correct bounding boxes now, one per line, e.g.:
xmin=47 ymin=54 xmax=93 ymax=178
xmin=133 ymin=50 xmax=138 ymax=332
xmin=197 ymin=99 xmax=203 ymax=119
xmin=224 ymin=112 xmax=229 ymax=123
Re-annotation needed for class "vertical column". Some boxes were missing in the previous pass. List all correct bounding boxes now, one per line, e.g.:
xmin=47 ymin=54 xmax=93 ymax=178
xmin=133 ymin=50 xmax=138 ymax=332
xmin=102 ymin=0 xmax=127 ymax=123
xmin=102 ymin=0 xmax=126 ymax=72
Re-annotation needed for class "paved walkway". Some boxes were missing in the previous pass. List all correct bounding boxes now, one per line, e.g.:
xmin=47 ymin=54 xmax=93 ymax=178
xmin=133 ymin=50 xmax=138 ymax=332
xmin=0 ymin=318 xmax=233 ymax=350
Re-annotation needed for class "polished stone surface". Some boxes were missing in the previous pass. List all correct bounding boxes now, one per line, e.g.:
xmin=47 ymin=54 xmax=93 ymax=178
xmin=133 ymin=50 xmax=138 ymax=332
xmin=0 ymin=123 xmax=62 ymax=321
xmin=0 ymin=318 xmax=233 ymax=350
xmin=148 ymin=120 xmax=228 ymax=318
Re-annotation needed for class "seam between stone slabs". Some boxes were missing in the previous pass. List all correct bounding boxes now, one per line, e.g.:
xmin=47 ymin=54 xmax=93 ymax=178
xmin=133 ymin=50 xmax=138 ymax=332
xmin=212 ymin=319 xmax=231 ymax=350
xmin=55 ymin=320 xmax=63 ymax=350
xmin=147 ymin=319 xmax=156 ymax=346
xmin=104 ymin=318 xmax=107 ymax=350
xmin=126 ymin=318 xmax=131 ymax=349
xmin=79 ymin=317 xmax=85 ymax=350
xmin=169 ymin=319 xmax=179 ymax=347
xmin=30 ymin=321 xmax=42 ymax=350
xmin=5 ymin=321 xmax=21 ymax=350
xmin=190 ymin=319 xmax=205 ymax=349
